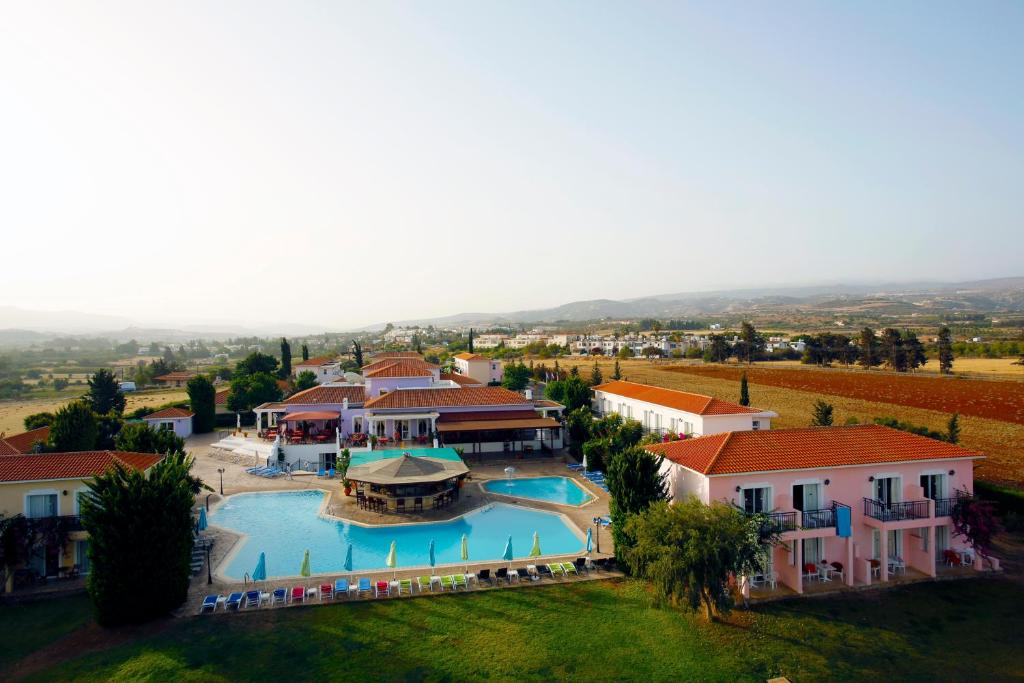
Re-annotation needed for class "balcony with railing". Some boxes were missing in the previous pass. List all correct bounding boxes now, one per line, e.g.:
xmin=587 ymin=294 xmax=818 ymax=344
xmin=801 ymin=501 xmax=851 ymax=530
xmin=748 ymin=510 xmax=797 ymax=537
xmin=862 ymin=497 xmax=931 ymax=522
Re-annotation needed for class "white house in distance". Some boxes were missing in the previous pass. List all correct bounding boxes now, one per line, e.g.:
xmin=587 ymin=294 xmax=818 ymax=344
xmin=293 ymin=356 xmax=343 ymax=384
xmin=591 ymin=380 xmax=776 ymax=436
xmin=142 ymin=407 xmax=194 ymax=438
xmin=452 ymin=353 xmax=502 ymax=385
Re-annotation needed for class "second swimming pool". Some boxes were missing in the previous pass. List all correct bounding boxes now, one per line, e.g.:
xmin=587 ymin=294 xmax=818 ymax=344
xmin=482 ymin=476 xmax=594 ymax=506
xmin=209 ymin=490 xmax=585 ymax=580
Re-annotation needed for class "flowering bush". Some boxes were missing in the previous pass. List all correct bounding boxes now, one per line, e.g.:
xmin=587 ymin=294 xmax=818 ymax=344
xmin=951 ymin=487 xmax=1001 ymax=560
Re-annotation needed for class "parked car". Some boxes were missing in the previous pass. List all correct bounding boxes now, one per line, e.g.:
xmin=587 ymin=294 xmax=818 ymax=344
xmin=119 ymin=381 xmax=137 ymax=392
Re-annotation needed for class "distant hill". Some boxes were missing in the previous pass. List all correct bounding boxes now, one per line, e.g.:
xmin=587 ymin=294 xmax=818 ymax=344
xmin=378 ymin=277 xmax=1024 ymax=328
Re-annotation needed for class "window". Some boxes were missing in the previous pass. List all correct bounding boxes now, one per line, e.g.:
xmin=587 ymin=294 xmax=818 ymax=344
xmin=27 ymin=493 xmax=57 ymax=518
xmin=920 ymin=473 xmax=947 ymax=500
xmin=752 ymin=420 xmax=761 ymax=430
xmin=76 ymin=540 xmax=91 ymax=574
xmin=160 ymin=421 xmax=174 ymax=431
xmin=353 ymin=417 xmax=363 ymax=434
xmin=683 ymin=421 xmax=693 ymax=435
xmin=741 ymin=486 xmax=770 ymax=514
xmin=874 ymin=476 xmax=900 ymax=506
xmin=319 ymin=452 xmax=337 ymax=470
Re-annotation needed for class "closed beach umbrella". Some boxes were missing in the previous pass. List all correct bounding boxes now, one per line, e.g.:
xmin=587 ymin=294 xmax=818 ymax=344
xmin=529 ymin=531 xmax=542 ymax=558
xmin=502 ymin=535 xmax=514 ymax=568
xmin=300 ymin=549 xmax=311 ymax=578
xmin=460 ymin=533 xmax=469 ymax=573
xmin=585 ymin=528 xmax=593 ymax=556
xmin=386 ymin=540 xmax=397 ymax=578
xmin=344 ymin=543 xmax=353 ymax=578
xmin=197 ymin=508 xmax=208 ymax=532
xmin=581 ymin=453 xmax=588 ymax=472
xmin=252 ymin=552 xmax=267 ymax=582
xmin=428 ymin=539 xmax=436 ymax=568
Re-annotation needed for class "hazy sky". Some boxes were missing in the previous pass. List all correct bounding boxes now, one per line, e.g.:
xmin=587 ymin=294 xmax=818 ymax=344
xmin=1 ymin=1 xmax=1022 ymax=329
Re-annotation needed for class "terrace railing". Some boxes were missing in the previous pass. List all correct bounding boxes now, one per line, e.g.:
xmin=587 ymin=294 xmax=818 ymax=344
xmin=862 ymin=498 xmax=931 ymax=522
xmin=934 ymin=496 xmax=966 ymax=518
xmin=801 ymin=501 xmax=852 ymax=530
xmin=747 ymin=510 xmax=797 ymax=537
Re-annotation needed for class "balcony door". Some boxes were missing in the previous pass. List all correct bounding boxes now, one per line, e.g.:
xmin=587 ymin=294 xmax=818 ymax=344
xmin=874 ymin=476 xmax=900 ymax=507
xmin=27 ymin=493 xmax=57 ymax=518
xmin=742 ymin=486 xmax=770 ymax=514
xmin=920 ymin=473 xmax=947 ymax=500
xmin=792 ymin=483 xmax=821 ymax=512
xmin=802 ymin=538 xmax=823 ymax=565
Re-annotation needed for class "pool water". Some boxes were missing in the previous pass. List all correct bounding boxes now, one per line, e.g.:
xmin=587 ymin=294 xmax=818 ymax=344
xmin=483 ymin=476 xmax=594 ymax=506
xmin=209 ymin=490 xmax=584 ymax=580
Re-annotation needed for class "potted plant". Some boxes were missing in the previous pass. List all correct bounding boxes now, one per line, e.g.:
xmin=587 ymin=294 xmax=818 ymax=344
xmin=343 ymin=479 xmax=353 ymax=496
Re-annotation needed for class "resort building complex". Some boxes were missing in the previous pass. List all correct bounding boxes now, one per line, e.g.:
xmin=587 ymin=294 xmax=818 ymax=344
xmin=645 ymin=425 xmax=989 ymax=594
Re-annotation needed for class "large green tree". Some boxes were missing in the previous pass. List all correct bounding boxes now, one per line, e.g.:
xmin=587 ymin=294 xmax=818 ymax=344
xmin=23 ymin=412 xmax=54 ymax=430
xmin=293 ymin=370 xmax=318 ymax=392
xmin=114 ymin=422 xmax=186 ymax=456
xmin=810 ymin=399 xmax=834 ymax=427
xmin=565 ymin=406 xmax=593 ymax=457
xmin=857 ymin=327 xmax=881 ymax=369
xmin=562 ymin=376 xmax=593 ymax=412
xmin=279 ymin=338 xmax=292 ymax=377
xmin=880 ymin=328 xmax=908 ymax=371
xmin=79 ymin=452 xmax=205 ymax=625
xmin=227 ymin=372 xmax=283 ymax=413
xmin=352 ymin=341 xmax=363 ymax=367
xmin=903 ymin=331 xmax=927 ymax=370
xmin=85 ymin=369 xmax=126 ymax=415
xmin=235 ymin=352 xmax=279 ymax=377
xmin=736 ymin=322 xmax=764 ymax=364
xmin=704 ymin=335 xmax=730 ymax=363
xmin=186 ymin=375 xmax=216 ymax=434
xmin=501 ymin=362 xmax=531 ymax=391
xmin=49 ymin=401 xmax=98 ymax=452
xmin=623 ymin=497 xmax=772 ymax=621
xmin=605 ymin=446 xmax=667 ymax=565
xmin=937 ymin=326 xmax=954 ymax=375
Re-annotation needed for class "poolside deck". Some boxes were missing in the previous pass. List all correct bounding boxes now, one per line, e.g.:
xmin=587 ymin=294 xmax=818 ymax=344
xmin=183 ymin=437 xmax=617 ymax=617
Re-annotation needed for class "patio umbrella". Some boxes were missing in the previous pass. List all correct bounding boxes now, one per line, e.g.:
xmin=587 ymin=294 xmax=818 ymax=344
xmin=386 ymin=540 xmax=397 ymax=579
xmin=585 ymin=528 xmax=593 ymax=557
xmin=529 ymin=531 xmax=542 ymax=558
xmin=252 ymin=552 xmax=267 ymax=583
xmin=197 ymin=508 xmax=208 ymax=532
xmin=501 ymin=535 xmax=514 ymax=569
xmin=300 ymin=549 xmax=311 ymax=579
xmin=460 ymin=533 xmax=469 ymax=573
xmin=344 ymin=543 xmax=353 ymax=579
xmin=428 ymin=539 xmax=436 ymax=568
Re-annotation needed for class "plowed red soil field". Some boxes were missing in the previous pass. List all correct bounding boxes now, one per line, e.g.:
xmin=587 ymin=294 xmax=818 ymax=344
xmin=665 ymin=365 xmax=1024 ymax=425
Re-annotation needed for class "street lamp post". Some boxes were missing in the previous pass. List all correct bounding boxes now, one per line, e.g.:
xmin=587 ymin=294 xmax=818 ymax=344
xmin=206 ymin=544 xmax=213 ymax=585
xmin=592 ymin=516 xmax=601 ymax=553
xmin=217 ymin=468 xmax=225 ymax=495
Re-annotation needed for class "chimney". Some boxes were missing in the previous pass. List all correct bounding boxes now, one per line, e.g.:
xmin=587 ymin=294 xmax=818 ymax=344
xmin=343 ymin=398 xmax=349 ymax=410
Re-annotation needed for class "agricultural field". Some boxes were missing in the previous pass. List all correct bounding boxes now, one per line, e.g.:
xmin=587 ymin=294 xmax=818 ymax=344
xmin=575 ymin=359 xmax=1024 ymax=486
xmin=0 ymin=388 xmax=189 ymax=435
xmin=762 ymin=357 xmax=1024 ymax=380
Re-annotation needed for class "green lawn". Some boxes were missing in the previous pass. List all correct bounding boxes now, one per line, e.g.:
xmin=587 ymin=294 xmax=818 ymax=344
xmin=0 ymin=594 xmax=93 ymax=672
xmin=8 ymin=578 xmax=1023 ymax=682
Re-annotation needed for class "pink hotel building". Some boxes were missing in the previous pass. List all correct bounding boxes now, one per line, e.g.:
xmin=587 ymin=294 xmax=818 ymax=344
xmin=594 ymin=380 xmax=995 ymax=595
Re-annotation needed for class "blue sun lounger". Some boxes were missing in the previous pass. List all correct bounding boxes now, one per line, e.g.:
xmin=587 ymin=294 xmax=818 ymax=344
xmin=357 ymin=578 xmax=372 ymax=596
xmin=271 ymin=588 xmax=287 ymax=606
xmin=244 ymin=590 xmax=261 ymax=608
xmin=334 ymin=579 xmax=350 ymax=598
xmin=199 ymin=594 xmax=220 ymax=614
xmin=225 ymin=592 xmax=244 ymax=610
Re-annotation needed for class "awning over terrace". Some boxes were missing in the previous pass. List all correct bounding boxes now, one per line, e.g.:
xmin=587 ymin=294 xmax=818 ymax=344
xmin=281 ymin=411 xmax=340 ymax=421
xmin=437 ymin=417 xmax=561 ymax=432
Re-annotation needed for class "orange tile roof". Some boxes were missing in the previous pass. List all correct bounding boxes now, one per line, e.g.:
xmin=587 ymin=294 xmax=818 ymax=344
xmin=644 ymin=425 xmax=983 ymax=476
xmin=215 ymin=389 xmax=230 ymax=406
xmin=0 ymin=427 xmax=50 ymax=455
xmin=143 ymin=407 xmax=194 ymax=420
xmin=295 ymin=356 xmax=338 ymax=367
xmin=284 ymin=385 xmax=366 ymax=405
xmin=593 ymin=380 xmax=763 ymax=416
xmin=364 ymin=361 xmax=435 ymax=378
xmin=371 ymin=352 xmax=424 ymax=360
xmin=154 ymin=372 xmax=196 ymax=382
xmin=441 ymin=372 xmax=482 ymax=387
xmin=364 ymin=387 xmax=530 ymax=410
xmin=0 ymin=451 xmax=163 ymax=483
xmin=454 ymin=353 xmax=488 ymax=361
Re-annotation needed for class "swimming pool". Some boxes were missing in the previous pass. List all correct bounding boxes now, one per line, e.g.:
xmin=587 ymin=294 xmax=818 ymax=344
xmin=209 ymin=490 xmax=585 ymax=580
xmin=483 ymin=476 xmax=594 ymax=506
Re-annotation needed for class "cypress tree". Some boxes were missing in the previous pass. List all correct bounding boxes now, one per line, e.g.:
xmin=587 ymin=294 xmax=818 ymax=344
xmin=937 ymin=327 xmax=954 ymax=374
xmin=612 ymin=359 xmax=622 ymax=381
xmin=947 ymin=413 xmax=961 ymax=444
xmin=739 ymin=372 xmax=750 ymax=407
xmin=301 ymin=343 xmax=309 ymax=361
xmin=280 ymin=338 xmax=292 ymax=377
xmin=49 ymin=401 xmax=99 ymax=452
xmin=186 ymin=374 xmax=216 ymax=433
xmin=352 ymin=341 xmax=363 ymax=367
xmin=86 ymin=369 xmax=126 ymax=415
xmin=590 ymin=361 xmax=603 ymax=386
xmin=468 ymin=329 xmax=474 ymax=353
xmin=810 ymin=400 xmax=834 ymax=427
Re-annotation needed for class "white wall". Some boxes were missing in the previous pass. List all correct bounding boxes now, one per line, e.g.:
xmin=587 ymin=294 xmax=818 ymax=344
xmin=593 ymin=389 xmax=770 ymax=436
